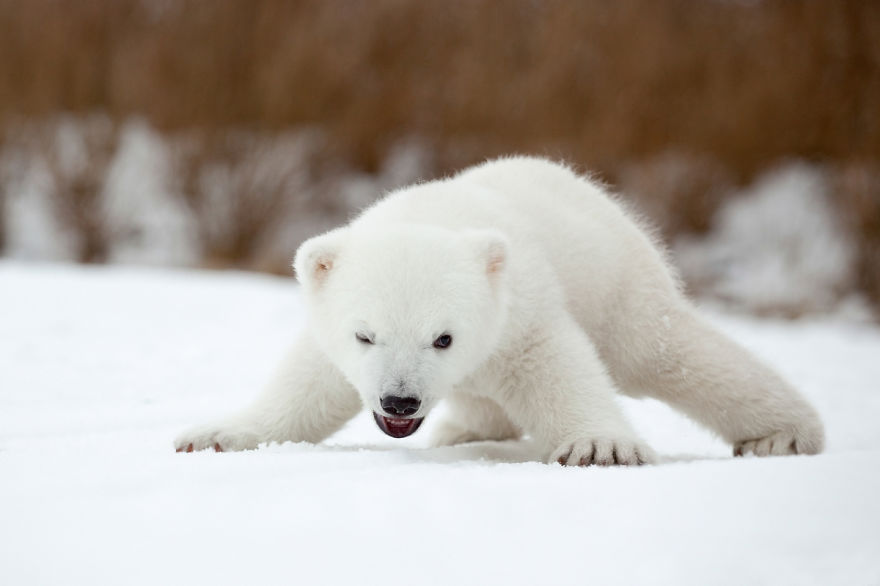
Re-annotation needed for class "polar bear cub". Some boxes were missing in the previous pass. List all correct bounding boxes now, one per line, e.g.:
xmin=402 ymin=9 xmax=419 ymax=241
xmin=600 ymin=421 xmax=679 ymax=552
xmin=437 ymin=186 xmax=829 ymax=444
xmin=175 ymin=156 xmax=824 ymax=465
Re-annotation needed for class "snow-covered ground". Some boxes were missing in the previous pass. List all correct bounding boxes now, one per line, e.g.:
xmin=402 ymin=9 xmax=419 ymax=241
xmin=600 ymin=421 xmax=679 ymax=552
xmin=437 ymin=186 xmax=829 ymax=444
xmin=1 ymin=261 xmax=879 ymax=586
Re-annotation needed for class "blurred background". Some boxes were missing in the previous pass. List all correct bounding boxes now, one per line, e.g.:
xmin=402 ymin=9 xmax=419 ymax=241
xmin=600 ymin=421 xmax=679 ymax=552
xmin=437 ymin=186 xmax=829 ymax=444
xmin=1 ymin=0 xmax=878 ymax=319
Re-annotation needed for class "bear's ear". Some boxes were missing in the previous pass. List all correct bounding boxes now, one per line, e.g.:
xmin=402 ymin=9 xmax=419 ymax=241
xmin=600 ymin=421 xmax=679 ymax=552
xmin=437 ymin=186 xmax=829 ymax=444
xmin=464 ymin=229 xmax=509 ymax=278
xmin=293 ymin=228 xmax=349 ymax=288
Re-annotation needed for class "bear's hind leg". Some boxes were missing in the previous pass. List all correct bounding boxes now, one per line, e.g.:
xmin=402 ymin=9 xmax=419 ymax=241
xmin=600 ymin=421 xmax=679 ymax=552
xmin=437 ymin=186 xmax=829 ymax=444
xmin=632 ymin=307 xmax=824 ymax=456
xmin=430 ymin=394 xmax=522 ymax=447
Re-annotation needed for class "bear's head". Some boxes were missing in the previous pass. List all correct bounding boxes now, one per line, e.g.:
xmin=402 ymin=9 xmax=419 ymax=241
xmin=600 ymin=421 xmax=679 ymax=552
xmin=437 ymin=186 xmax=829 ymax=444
xmin=294 ymin=224 xmax=510 ymax=438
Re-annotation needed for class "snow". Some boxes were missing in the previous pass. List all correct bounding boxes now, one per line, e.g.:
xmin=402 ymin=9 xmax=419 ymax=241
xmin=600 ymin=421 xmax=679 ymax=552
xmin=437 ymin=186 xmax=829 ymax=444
xmin=1 ymin=262 xmax=879 ymax=586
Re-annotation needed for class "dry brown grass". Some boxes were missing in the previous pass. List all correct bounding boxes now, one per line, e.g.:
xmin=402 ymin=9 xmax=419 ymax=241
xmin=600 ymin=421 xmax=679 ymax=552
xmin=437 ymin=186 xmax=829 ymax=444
xmin=1 ymin=0 xmax=877 ymax=174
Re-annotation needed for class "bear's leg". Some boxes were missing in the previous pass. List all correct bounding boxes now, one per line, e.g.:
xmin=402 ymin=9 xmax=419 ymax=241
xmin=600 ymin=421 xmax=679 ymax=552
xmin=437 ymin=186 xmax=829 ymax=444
xmin=430 ymin=393 xmax=522 ymax=447
xmin=628 ymin=307 xmax=824 ymax=456
xmin=501 ymin=316 xmax=655 ymax=466
xmin=174 ymin=335 xmax=361 ymax=452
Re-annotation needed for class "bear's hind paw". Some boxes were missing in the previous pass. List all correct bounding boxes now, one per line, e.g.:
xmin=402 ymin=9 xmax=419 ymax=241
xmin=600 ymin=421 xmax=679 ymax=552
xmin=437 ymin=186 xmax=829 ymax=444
xmin=733 ymin=428 xmax=822 ymax=457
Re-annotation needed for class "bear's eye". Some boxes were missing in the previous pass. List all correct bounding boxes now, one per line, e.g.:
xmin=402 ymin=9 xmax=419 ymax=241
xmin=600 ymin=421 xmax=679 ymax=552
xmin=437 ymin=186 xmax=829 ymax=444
xmin=433 ymin=334 xmax=453 ymax=350
xmin=355 ymin=332 xmax=374 ymax=345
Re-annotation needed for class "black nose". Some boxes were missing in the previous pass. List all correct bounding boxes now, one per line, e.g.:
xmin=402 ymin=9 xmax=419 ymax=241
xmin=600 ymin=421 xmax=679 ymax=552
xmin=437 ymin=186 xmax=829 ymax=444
xmin=380 ymin=395 xmax=421 ymax=417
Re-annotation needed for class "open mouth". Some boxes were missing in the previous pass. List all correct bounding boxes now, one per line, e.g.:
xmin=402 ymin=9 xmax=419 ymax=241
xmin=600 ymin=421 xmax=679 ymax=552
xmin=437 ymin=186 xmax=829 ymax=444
xmin=373 ymin=412 xmax=425 ymax=438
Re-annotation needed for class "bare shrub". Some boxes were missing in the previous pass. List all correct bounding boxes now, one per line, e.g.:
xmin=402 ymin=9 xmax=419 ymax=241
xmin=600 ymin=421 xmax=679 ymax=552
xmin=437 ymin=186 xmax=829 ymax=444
xmin=673 ymin=163 xmax=857 ymax=318
xmin=2 ymin=115 xmax=119 ymax=263
xmin=615 ymin=153 xmax=735 ymax=241
xmin=256 ymin=137 xmax=435 ymax=275
xmin=47 ymin=115 xmax=118 ymax=263
xmin=0 ymin=123 xmax=69 ymax=260
xmin=169 ymin=129 xmax=324 ymax=271
xmin=101 ymin=120 xmax=200 ymax=266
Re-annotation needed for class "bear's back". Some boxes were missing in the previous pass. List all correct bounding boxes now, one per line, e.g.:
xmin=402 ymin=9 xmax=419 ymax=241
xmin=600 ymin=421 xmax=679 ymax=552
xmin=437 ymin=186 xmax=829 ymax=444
xmin=356 ymin=156 xmax=681 ymax=338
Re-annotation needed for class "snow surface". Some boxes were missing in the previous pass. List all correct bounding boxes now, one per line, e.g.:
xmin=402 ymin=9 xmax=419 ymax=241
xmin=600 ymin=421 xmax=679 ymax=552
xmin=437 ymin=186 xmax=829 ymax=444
xmin=1 ymin=262 xmax=879 ymax=586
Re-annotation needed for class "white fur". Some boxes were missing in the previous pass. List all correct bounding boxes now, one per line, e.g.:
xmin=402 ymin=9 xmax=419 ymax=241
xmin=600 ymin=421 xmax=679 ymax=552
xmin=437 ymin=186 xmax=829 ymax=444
xmin=175 ymin=156 xmax=825 ymax=465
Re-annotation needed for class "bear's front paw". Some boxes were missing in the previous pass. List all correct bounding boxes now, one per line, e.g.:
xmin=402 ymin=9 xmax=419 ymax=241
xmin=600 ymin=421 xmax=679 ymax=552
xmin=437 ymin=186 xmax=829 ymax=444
xmin=174 ymin=423 xmax=263 ymax=453
xmin=550 ymin=436 xmax=655 ymax=467
xmin=733 ymin=427 xmax=823 ymax=457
